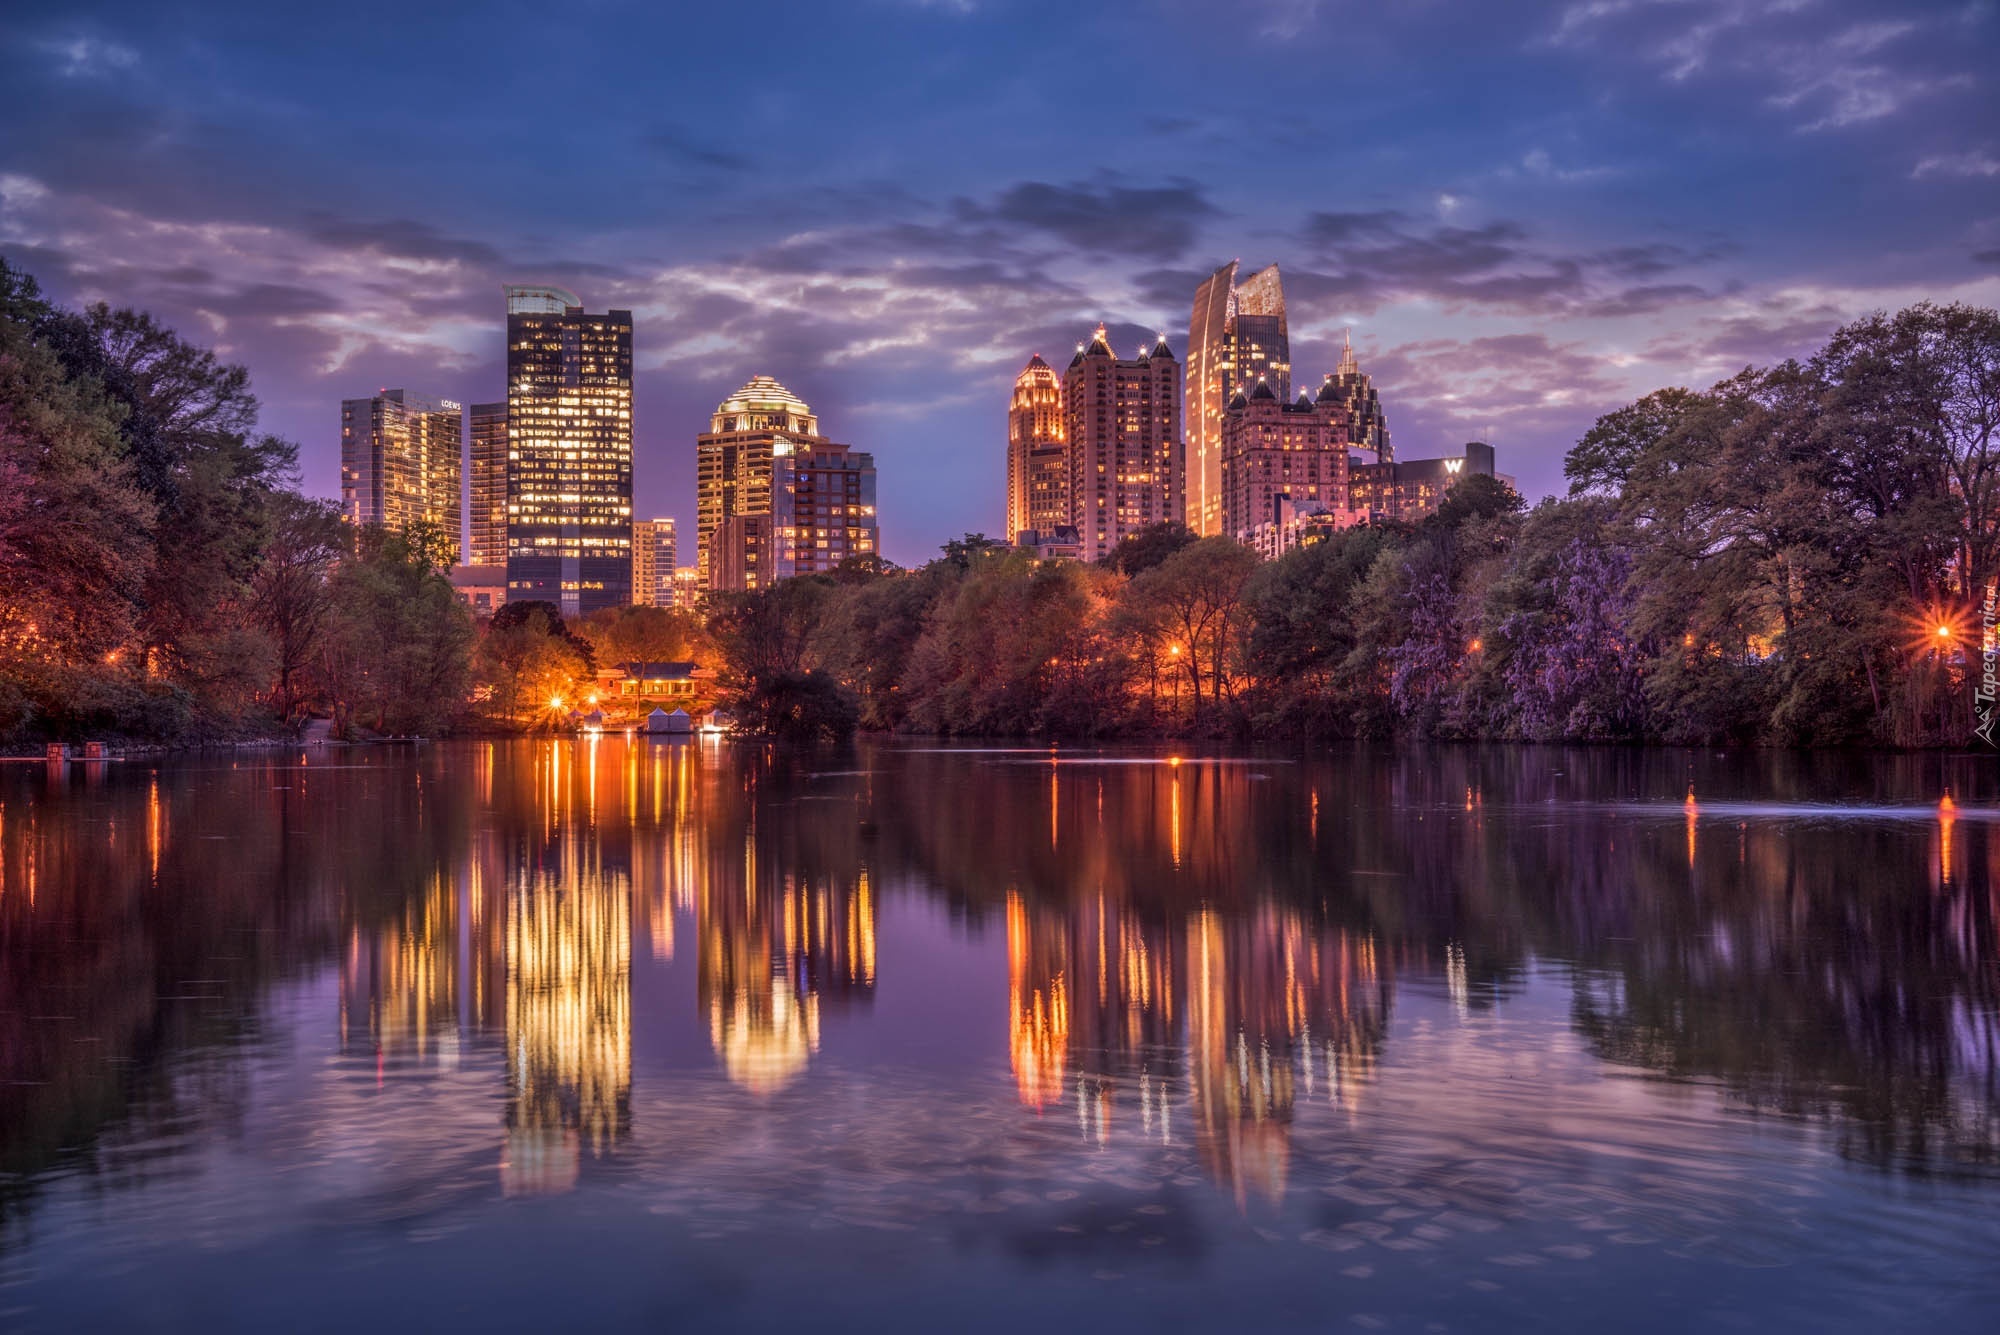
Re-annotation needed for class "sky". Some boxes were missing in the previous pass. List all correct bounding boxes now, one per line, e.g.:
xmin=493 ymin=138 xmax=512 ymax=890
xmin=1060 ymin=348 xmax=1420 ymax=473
xmin=2 ymin=0 xmax=1997 ymax=566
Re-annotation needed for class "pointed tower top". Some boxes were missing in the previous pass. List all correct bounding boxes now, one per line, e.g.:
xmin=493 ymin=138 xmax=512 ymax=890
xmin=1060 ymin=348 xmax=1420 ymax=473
xmin=1338 ymin=328 xmax=1359 ymax=376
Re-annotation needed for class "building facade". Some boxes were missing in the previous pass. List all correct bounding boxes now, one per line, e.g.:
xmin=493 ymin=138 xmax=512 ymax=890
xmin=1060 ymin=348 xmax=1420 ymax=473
xmin=695 ymin=375 xmax=820 ymax=585
xmin=1185 ymin=262 xmax=1291 ymax=536
xmin=1218 ymin=381 xmax=1349 ymax=542
xmin=1321 ymin=333 xmax=1392 ymax=462
xmin=1063 ymin=325 xmax=1182 ymax=563
xmin=710 ymin=442 xmax=879 ymax=592
xmin=1006 ymin=353 xmax=1067 ymax=541
xmin=632 ymin=518 xmax=678 ymax=607
xmin=669 ymin=566 xmax=705 ymax=609
xmin=468 ymin=401 xmax=508 ymax=568
xmin=503 ymin=285 xmax=633 ymax=616
xmin=1348 ymin=441 xmax=1500 ymax=523
xmin=339 ymin=389 xmax=464 ymax=561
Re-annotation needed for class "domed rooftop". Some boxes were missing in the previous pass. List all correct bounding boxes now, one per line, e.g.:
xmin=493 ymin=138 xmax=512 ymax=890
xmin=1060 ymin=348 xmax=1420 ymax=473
xmin=1083 ymin=323 xmax=1113 ymax=357
xmin=1150 ymin=334 xmax=1176 ymax=361
xmin=1316 ymin=374 xmax=1344 ymax=403
xmin=717 ymin=374 xmax=812 ymax=418
xmin=1250 ymin=378 xmax=1278 ymax=402
xmin=712 ymin=374 xmax=817 ymax=435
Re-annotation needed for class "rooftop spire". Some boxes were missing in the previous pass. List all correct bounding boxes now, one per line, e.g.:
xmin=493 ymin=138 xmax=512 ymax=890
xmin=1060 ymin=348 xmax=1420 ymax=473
xmin=1338 ymin=328 xmax=1359 ymax=376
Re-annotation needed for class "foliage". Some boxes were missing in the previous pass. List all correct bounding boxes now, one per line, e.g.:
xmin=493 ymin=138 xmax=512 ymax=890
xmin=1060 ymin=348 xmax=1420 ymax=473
xmin=315 ymin=528 xmax=474 ymax=737
xmin=476 ymin=601 xmax=594 ymax=724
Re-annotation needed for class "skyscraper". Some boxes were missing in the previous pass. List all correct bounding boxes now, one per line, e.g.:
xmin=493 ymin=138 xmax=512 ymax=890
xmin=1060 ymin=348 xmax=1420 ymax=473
xmin=1186 ymin=262 xmax=1292 ymax=535
xmin=469 ymin=401 xmax=508 ymax=568
xmin=709 ymin=441 xmax=879 ymax=591
xmin=700 ymin=373 xmax=880 ymax=587
xmin=339 ymin=389 xmax=464 ymax=562
xmin=632 ymin=518 xmax=678 ymax=606
xmin=503 ymin=285 xmax=633 ymax=615
xmin=1218 ymin=380 xmax=1348 ymax=541
xmin=1063 ymin=325 xmax=1181 ymax=563
xmin=1006 ymin=353 xmax=1066 ymax=541
xmin=1320 ymin=332 xmax=1392 ymax=462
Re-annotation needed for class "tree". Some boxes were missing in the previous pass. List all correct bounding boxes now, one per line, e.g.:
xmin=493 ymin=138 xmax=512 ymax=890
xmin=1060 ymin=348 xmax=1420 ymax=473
xmin=1121 ymin=537 xmax=1259 ymax=719
xmin=37 ymin=299 xmax=296 ymax=701
xmin=1101 ymin=521 xmax=1197 ymax=576
xmin=317 ymin=528 xmax=474 ymax=736
xmin=578 ymin=603 xmax=711 ymax=667
xmin=477 ymin=600 xmax=593 ymax=723
xmin=0 ymin=301 xmax=154 ymax=665
xmin=250 ymin=494 xmax=344 ymax=723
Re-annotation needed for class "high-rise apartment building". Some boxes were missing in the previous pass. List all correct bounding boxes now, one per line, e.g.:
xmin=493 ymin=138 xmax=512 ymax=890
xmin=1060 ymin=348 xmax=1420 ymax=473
xmin=631 ymin=518 xmax=678 ymax=606
xmin=1322 ymin=332 xmax=1392 ymax=462
xmin=502 ymin=285 xmax=633 ymax=616
xmin=1218 ymin=381 xmax=1349 ymax=541
xmin=695 ymin=374 xmax=880 ymax=591
xmin=1006 ymin=353 xmax=1067 ymax=541
xmin=339 ymin=389 xmax=464 ymax=561
xmin=1186 ymin=262 xmax=1292 ymax=535
xmin=709 ymin=441 xmax=879 ymax=592
xmin=468 ymin=401 xmax=508 ymax=568
xmin=1063 ymin=325 xmax=1181 ymax=563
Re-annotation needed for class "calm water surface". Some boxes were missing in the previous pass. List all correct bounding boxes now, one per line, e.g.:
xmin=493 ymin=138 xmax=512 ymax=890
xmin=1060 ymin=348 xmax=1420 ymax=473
xmin=3 ymin=740 xmax=1999 ymax=1332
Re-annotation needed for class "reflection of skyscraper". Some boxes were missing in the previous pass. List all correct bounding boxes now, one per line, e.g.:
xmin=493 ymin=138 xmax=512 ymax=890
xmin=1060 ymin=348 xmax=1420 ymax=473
xmin=1006 ymin=892 xmax=1070 ymax=1109
xmin=1063 ymin=325 xmax=1182 ymax=562
xmin=1186 ymin=908 xmax=1386 ymax=1205
xmin=499 ymin=826 xmax=632 ymax=1195
xmin=1006 ymin=354 xmax=1067 ymax=541
xmin=697 ymin=837 xmax=877 ymax=1095
xmin=339 ymin=871 xmax=461 ymax=1065
xmin=1186 ymin=262 xmax=1291 ymax=536
xmin=503 ymin=285 xmax=634 ymax=615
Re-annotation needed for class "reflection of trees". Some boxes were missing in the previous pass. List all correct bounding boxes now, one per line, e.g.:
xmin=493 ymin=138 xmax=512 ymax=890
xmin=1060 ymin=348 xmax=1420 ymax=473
xmin=867 ymin=742 xmax=2000 ymax=1177
xmin=0 ymin=757 xmax=433 ymax=1232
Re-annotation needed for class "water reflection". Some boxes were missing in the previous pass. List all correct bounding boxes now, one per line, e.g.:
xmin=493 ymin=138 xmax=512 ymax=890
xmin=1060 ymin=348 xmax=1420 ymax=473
xmin=3 ymin=741 xmax=2000 ymax=1266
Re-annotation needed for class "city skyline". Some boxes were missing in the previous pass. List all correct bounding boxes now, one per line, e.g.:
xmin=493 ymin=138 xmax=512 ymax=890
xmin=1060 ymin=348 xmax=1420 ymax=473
xmin=5 ymin=0 xmax=1995 ymax=565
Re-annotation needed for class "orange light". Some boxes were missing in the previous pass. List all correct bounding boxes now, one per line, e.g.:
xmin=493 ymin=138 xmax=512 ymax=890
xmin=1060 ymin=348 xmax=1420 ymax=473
xmin=1467 ymin=638 xmax=1482 ymax=653
xmin=1168 ymin=644 xmax=1181 ymax=656
xmin=1937 ymin=624 xmax=1953 ymax=639
xmin=549 ymin=695 xmax=565 ymax=711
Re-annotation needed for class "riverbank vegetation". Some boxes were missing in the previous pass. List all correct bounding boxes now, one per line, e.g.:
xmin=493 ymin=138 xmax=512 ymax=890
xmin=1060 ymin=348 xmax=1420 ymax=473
xmin=0 ymin=259 xmax=474 ymax=744
xmin=4 ymin=253 xmax=1994 ymax=748
xmin=717 ymin=302 xmax=2000 ymax=748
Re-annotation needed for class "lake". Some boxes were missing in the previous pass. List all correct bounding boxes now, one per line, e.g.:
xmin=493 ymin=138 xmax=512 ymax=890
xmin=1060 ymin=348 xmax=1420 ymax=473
xmin=2 ymin=739 xmax=1998 ymax=1332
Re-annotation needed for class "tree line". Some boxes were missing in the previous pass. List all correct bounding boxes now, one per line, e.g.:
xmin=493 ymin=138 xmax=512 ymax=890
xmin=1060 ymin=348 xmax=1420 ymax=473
xmin=6 ymin=252 xmax=1993 ymax=748
xmin=0 ymin=259 xmax=479 ymax=742
xmin=714 ymin=302 xmax=2000 ymax=748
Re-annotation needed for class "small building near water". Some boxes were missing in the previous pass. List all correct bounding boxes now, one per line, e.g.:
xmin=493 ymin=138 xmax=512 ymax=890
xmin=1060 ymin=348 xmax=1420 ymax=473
xmin=646 ymin=706 xmax=693 ymax=735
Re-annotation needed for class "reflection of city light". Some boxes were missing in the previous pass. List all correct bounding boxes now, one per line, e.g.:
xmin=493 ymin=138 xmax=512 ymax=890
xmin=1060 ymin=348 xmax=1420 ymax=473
xmin=1685 ymin=787 xmax=1698 ymax=868
xmin=1007 ymin=893 xmax=1068 ymax=1108
xmin=1940 ymin=793 xmax=1957 ymax=885
xmin=503 ymin=850 xmax=632 ymax=1193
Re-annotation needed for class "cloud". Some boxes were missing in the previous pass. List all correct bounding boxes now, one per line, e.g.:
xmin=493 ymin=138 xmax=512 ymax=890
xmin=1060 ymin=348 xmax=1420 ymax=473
xmin=1546 ymin=1 xmax=1974 ymax=132
xmin=1294 ymin=209 xmax=1719 ymax=316
xmin=953 ymin=178 xmax=1219 ymax=261
xmin=643 ymin=128 xmax=754 ymax=173
xmin=1914 ymin=151 xmax=2000 ymax=179
xmin=37 ymin=34 xmax=138 ymax=78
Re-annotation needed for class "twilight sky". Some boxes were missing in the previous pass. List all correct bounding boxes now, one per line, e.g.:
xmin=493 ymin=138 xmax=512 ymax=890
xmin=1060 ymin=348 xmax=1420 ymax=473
xmin=3 ymin=0 xmax=1997 ymax=564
